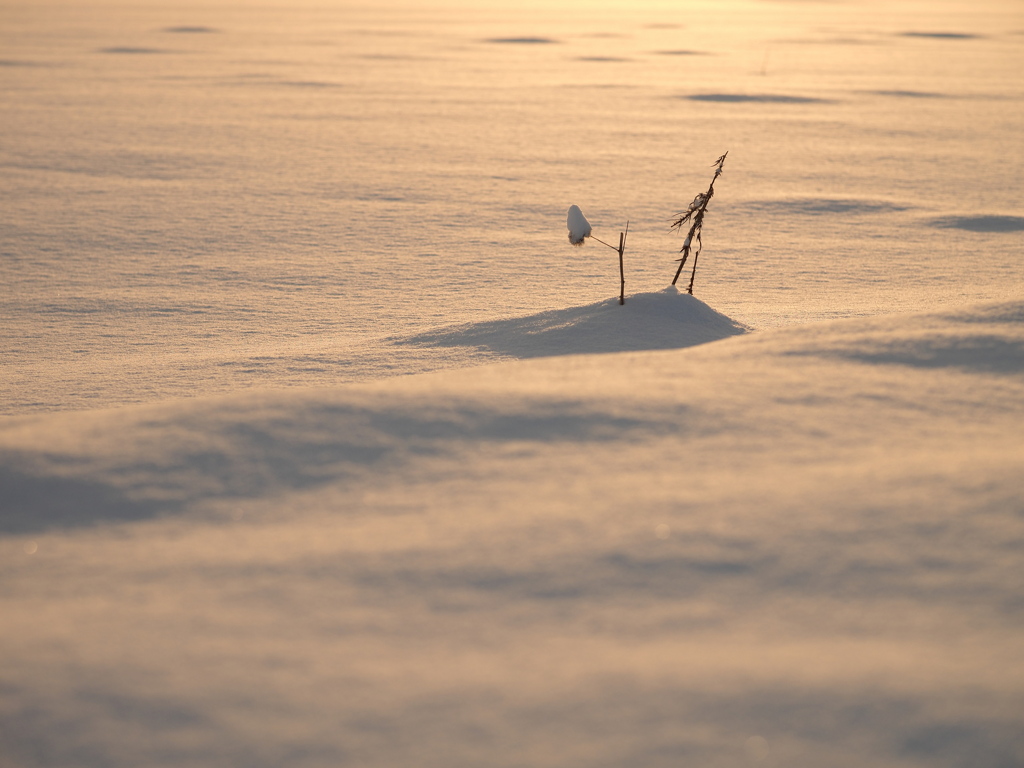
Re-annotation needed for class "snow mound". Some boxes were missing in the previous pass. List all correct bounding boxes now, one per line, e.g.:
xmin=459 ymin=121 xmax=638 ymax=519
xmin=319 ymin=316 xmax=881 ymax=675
xmin=396 ymin=286 xmax=748 ymax=358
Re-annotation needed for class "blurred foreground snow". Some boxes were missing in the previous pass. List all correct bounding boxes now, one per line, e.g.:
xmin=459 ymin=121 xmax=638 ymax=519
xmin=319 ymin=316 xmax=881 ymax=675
xmin=2 ymin=297 xmax=1023 ymax=768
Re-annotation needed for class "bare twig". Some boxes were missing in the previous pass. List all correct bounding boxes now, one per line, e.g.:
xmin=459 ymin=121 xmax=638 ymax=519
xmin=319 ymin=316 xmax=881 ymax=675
xmin=591 ymin=227 xmax=629 ymax=305
xmin=618 ymin=220 xmax=629 ymax=305
xmin=671 ymin=151 xmax=727 ymax=294
xmin=590 ymin=236 xmax=620 ymax=251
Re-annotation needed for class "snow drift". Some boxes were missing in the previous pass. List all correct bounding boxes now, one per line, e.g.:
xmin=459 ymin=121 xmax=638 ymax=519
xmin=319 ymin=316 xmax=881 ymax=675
xmin=396 ymin=287 xmax=748 ymax=358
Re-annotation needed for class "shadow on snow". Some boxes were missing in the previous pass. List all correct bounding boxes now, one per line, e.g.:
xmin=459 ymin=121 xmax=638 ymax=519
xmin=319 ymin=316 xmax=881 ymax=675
xmin=394 ymin=288 xmax=748 ymax=359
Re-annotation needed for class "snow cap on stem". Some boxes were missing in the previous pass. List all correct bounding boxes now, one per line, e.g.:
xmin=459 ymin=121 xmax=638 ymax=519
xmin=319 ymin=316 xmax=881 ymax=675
xmin=567 ymin=204 xmax=592 ymax=246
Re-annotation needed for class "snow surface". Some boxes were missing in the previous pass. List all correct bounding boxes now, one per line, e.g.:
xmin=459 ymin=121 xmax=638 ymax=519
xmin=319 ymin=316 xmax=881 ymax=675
xmin=2 ymin=0 xmax=1024 ymax=765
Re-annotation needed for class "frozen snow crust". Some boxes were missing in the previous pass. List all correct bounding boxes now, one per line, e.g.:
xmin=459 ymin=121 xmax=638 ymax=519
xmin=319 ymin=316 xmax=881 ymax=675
xmin=3 ymin=298 xmax=1024 ymax=767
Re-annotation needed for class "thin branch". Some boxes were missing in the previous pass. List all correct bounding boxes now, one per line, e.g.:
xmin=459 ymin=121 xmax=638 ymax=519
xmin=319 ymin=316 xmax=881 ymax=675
xmin=618 ymin=220 xmax=629 ymax=306
xmin=590 ymin=235 xmax=622 ymax=251
xmin=687 ymin=230 xmax=702 ymax=294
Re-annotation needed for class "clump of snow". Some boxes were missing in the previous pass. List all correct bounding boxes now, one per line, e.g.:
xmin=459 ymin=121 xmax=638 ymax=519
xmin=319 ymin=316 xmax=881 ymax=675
xmin=566 ymin=204 xmax=592 ymax=246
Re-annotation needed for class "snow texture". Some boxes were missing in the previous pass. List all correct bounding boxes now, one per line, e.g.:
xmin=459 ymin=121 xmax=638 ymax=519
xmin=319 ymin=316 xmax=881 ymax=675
xmin=2 ymin=0 xmax=1023 ymax=766
xmin=566 ymin=204 xmax=592 ymax=245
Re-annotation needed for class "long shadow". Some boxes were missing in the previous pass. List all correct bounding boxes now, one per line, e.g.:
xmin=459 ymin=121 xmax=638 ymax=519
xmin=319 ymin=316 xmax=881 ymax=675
xmin=0 ymin=465 xmax=172 ymax=534
xmin=0 ymin=400 xmax=675 ymax=534
xmin=98 ymin=47 xmax=169 ymax=55
xmin=685 ymin=93 xmax=830 ymax=104
xmin=791 ymin=328 xmax=1024 ymax=374
xmin=484 ymin=37 xmax=558 ymax=45
xmin=163 ymin=26 xmax=219 ymax=34
xmin=742 ymin=198 xmax=911 ymax=216
xmin=869 ymin=90 xmax=945 ymax=98
xmin=900 ymin=31 xmax=982 ymax=40
xmin=930 ymin=215 xmax=1024 ymax=233
xmin=834 ymin=337 xmax=1024 ymax=374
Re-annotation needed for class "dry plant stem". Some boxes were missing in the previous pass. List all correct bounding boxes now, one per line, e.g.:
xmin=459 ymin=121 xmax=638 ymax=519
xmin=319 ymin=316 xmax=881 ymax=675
xmin=671 ymin=152 xmax=728 ymax=293
xmin=671 ymin=239 xmax=691 ymax=286
xmin=593 ymin=227 xmax=629 ymax=306
xmin=687 ymin=246 xmax=700 ymax=295
xmin=675 ymin=237 xmax=692 ymax=286
xmin=619 ymin=221 xmax=629 ymax=305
